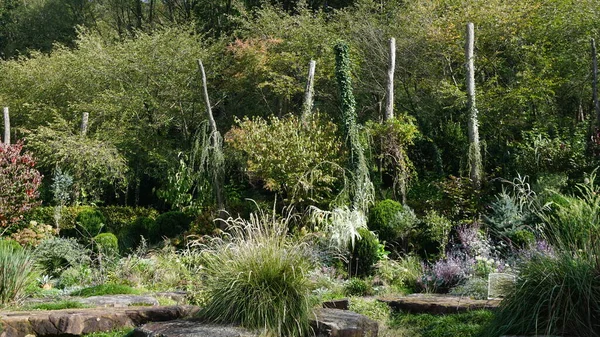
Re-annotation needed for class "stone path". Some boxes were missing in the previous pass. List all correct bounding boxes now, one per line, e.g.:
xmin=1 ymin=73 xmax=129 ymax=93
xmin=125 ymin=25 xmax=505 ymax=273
xmin=378 ymin=294 xmax=501 ymax=314
xmin=1 ymin=300 xmax=378 ymax=337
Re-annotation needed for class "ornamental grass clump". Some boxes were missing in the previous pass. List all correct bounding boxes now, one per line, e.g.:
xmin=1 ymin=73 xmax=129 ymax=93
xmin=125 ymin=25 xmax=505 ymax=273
xmin=482 ymin=172 xmax=600 ymax=337
xmin=0 ymin=242 xmax=37 ymax=305
xmin=197 ymin=207 xmax=314 ymax=337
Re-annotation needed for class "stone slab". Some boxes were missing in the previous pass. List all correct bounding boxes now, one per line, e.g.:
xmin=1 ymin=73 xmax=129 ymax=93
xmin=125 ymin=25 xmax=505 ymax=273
xmin=378 ymin=294 xmax=500 ymax=314
xmin=79 ymin=295 xmax=159 ymax=308
xmin=0 ymin=305 xmax=199 ymax=337
xmin=134 ymin=308 xmax=378 ymax=337
xmin=311 ymin=308 xmax=378 ymax=337
xmin=133 ymin=320 xmax=257 ymax=337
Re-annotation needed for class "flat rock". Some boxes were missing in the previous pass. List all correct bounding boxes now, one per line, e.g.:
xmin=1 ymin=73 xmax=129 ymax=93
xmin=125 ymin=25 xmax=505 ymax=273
xmin=133 ymin=320 xmax=258 ymax=337
xmin=312 ymin=308 xmax=378 ymax=337
xmin=79 ymin=294 xmax=159 ymax=307
xmin=0 ymin=305 xmax=199 ymax=337
xmin=378 ymin=294 xmax=500 ymax=314
xmin=134 ymin=308 xmax=378 ymax=337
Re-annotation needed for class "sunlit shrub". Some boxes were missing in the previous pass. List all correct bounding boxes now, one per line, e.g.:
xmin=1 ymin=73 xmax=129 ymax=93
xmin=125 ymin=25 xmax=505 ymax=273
xmin=225 ymin=114 xmax=345 ymax=206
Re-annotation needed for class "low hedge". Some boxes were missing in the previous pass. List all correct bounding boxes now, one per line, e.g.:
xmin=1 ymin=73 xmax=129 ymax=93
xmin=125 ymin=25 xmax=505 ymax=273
xmin=23 ymin=206 xmax=159 ymax=234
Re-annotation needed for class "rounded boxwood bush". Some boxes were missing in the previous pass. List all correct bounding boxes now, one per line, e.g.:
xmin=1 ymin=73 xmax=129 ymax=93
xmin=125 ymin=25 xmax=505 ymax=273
xmin=350 ymin=228 xmax=381 ymax=277
xmin=508 ymin=229 xmax=536 ymax=248
xmin=343 ymin=278 xmax=374 ymax=296
xmin=93 ymin=233 xmax=119 ymax=257
xmin=368 ymin=199 xmax=418 ymax=245
xmin=63 ymin=208 xmax=106 ymax=239
xmin=149 ymin=211 xmax=192 ymax=243
xmin=118 ymin=216 xmax=153 ymax=252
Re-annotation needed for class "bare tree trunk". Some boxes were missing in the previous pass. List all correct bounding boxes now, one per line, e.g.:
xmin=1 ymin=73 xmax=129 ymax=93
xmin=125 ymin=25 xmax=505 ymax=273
xmin=301 ymin=60 xmax=316 ymax=125
xmin=197 ymin=59 xmax=225 ymax=220
xmin=592 ymin=38 xmax=599 ymax=124
xmin=466 ymin=23 xmax=482 ymax=190
xmin=385 ymin=37 xmax=396 ymax=121
xmin=81 ymin=112 xmax=89 ymax=136
xmin=3 ymin=107 xmax=10 ymax=145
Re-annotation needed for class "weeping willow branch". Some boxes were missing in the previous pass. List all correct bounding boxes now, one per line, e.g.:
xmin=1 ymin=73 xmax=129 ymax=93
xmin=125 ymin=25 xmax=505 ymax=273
xmin=197 ymin=59 xmax=225 ymax=215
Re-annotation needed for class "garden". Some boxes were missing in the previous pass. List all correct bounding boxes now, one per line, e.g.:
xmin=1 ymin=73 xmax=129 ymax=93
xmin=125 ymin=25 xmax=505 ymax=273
xmin=2 ymin=0 xmax=600 ymax=336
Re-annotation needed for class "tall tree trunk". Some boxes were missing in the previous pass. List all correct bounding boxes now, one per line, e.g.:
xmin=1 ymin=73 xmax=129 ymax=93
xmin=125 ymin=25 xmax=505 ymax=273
xmin=301 ymin=60 xmax=316 ymax=125
xmin=197 ymin=59 xmax=225 ymax=220
xmin=81 ymin=112 xmax=89 ymax=136
xmin=592 ymin=38 xmax=599 ymax=125
xmin=385 ymin=37 xmax=396 ymax=121
xmin=135 ymin=0 xmax=143 ymax=29
xmin=3 ymin=107 xmax=10 ymax=145
xmin=466 ymin=23 xmax=482 ymax=190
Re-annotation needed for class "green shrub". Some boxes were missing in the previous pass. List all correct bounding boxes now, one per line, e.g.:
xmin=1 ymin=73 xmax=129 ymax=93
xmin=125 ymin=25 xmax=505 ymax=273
xmin=23 ymin=206 xmax=89 ymax=232
xmin=420 ymin=210 xmax=453 ymax=256
xmin=149 ymin=211 xmax=192 ymax=243
xmin=117 ymin=216 xmax=153 ymax=252
xmin=199 ymin=209 xmax=313 ymax=337
xmin=34 ymin=237 xmax=90 ymax=277
xmin=71 ymin=283 xmax=142 ymax=297
xmin=93 ymin=233 xmax=119 ymax=257
xmin=376 ymin=255 xmax=422 ymax=291
xmin=348 ymin=297 xmax=391 ymax=322
xmin=0 ymin=243 xmax=37 ymax=305
xmin=23 ymin=206 xmax=159 ymax=235
xmin=349 ymin=228 xmax=381 ymax=277
xmin=507 ymin=229 xmax=535 ymax=248
xmin=58 ymin=264 xmax=94 ymax=288
xmin=75 ymin=208 xmax=106 ymax=237
xmin=449 ymin=277 xmax=488 ymax=300
xmin=225 ymin=114 xmax=345 ymax=206
xmin=99 ymin=206 xmax=159 ymax=233
xmin=368 ymin=199 xmax=418 ymax=247
xmin=343 ymin=278 xmax=374 ymax=296
xmin=0 ymin=238 xmax=23 ymax=251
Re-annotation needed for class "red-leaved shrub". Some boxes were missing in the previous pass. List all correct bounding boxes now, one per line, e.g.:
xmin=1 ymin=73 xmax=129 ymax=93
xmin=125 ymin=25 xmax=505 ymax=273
xmin=0 ymin=142 xmax=42 ymax=229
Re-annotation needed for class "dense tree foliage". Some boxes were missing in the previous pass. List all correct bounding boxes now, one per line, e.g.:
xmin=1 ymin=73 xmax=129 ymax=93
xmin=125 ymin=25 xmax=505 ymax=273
xmin=0 ymin=0 xmax=598 ymax=215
